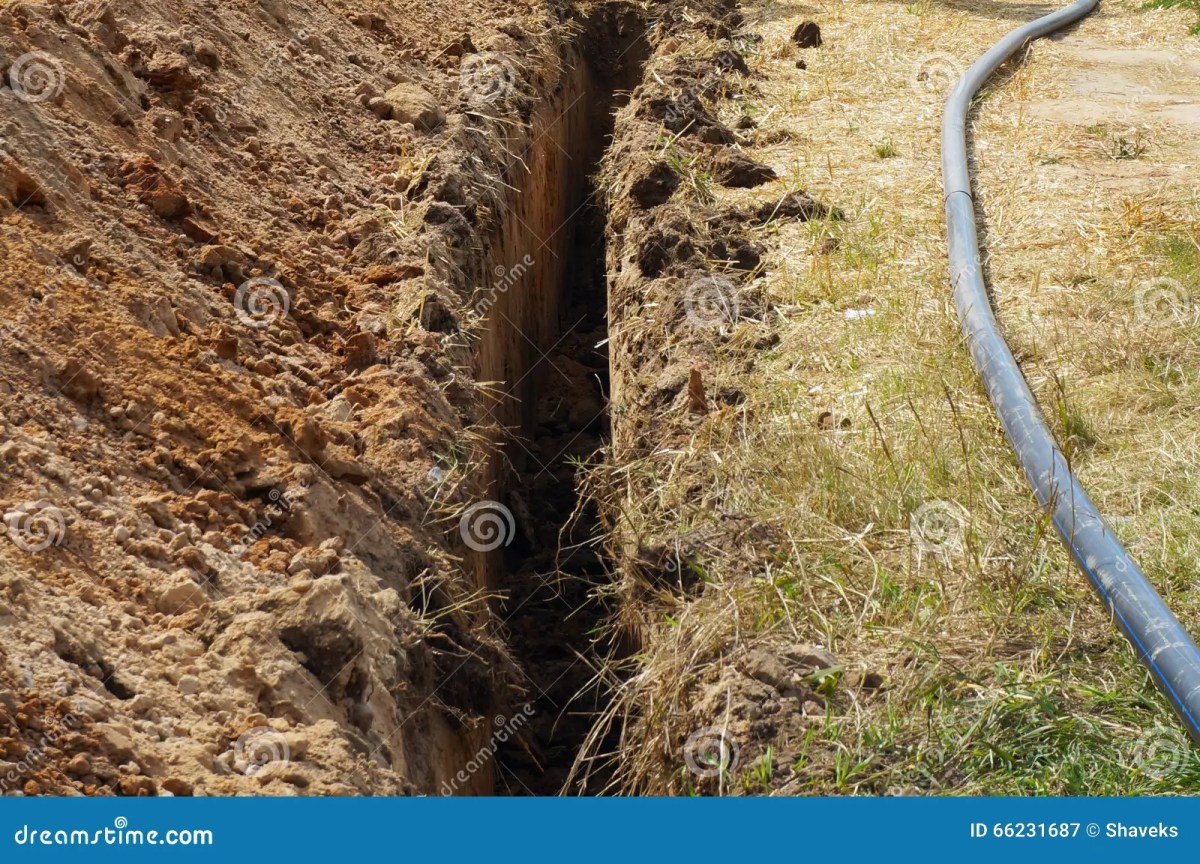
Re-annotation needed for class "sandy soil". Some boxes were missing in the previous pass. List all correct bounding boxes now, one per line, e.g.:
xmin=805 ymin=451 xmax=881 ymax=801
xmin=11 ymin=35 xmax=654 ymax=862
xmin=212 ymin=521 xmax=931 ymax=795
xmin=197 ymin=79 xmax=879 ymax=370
xmin=0 ymin=0 xmax=559 ymax=796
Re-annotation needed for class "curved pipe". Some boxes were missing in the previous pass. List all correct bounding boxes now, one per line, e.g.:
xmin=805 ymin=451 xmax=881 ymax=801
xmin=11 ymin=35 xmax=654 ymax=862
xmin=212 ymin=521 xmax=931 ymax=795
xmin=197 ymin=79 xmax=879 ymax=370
xmin=942 ymin=0 xmax=1200 ymax=742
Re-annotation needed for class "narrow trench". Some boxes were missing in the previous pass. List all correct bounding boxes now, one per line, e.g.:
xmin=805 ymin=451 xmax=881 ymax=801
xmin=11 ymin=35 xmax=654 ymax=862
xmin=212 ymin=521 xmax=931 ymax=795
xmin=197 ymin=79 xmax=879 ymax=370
xmin=493 ymin=198 xmax=612 ymax=795
xmin=488 ymin=13 xmax=649 ymax=795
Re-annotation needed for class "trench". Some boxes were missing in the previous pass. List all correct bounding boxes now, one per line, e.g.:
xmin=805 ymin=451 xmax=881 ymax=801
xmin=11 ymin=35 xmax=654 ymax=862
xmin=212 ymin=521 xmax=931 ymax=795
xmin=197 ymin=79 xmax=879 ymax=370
xmin=472 ymin=9 xmax=649 ymax=795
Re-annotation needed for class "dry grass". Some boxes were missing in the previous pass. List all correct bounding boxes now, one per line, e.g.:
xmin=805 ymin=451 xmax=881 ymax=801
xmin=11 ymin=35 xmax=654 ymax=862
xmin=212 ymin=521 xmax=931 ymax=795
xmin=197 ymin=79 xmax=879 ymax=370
xmin=1145 ymin=0 xmax=1200 ymax=34
xmin=596 ymin=0 xmax=1200 ymax=794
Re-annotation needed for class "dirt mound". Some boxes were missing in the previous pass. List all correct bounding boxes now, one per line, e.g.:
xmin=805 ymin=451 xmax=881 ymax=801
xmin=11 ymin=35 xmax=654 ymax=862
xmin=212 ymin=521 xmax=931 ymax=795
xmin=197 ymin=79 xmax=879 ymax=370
xmin=587 ymin=0 xmax=855 ymax=794
xmin=0 ymin=0 xmax=628 ymax=796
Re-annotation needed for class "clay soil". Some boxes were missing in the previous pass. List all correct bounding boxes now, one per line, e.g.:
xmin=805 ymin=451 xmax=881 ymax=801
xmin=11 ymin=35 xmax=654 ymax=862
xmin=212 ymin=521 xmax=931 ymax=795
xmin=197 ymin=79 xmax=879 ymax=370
xmin=0 ymin=0 xmax=619 ymax=796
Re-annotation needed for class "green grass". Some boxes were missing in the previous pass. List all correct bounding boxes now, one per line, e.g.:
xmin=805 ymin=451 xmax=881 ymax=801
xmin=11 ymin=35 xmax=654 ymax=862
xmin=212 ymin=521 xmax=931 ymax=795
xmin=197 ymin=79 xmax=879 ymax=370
xmin=1158 ymin=233 xmax=1200 ymax=285
xmin=1085 ymin=124 xmax=1147 ymax=161
xmin=1112 ymin=134 xmax=1146 ymax=161
xmin=837 ymin=671 xmax=1200 ymax=796
xmin=600 ymin=198 xmax=1200 ymax=795
xmin=1145 ymin=0 xmax=1200 ymax=34
xmin=873 ymin=140 xmax=899 ymax=159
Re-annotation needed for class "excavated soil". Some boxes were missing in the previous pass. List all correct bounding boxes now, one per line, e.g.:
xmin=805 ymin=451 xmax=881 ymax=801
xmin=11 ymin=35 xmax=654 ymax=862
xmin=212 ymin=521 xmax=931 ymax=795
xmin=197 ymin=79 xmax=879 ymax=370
xmin=0 ymin=0 xmax=655 ymax=796
xmin=1 ymin=0 xmax=831 ymax=797
xmin=592 ymin=0 xmax=861 ymax=795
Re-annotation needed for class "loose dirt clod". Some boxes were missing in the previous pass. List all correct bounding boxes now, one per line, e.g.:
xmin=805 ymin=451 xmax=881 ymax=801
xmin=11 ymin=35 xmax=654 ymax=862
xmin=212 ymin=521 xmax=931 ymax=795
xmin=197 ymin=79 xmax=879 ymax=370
xmin=379 ymin=83 xmax=446 ymax=130
xmin=792 ymin=21 xmax=822 ymax=49
xmin=710 ymin=149 xmax=778 ymax=187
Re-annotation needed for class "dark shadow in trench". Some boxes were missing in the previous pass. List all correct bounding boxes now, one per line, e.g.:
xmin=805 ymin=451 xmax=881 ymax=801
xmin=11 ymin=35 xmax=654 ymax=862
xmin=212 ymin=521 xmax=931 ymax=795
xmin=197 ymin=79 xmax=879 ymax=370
xmin=492 ymin=8 xmax=649 ymax=796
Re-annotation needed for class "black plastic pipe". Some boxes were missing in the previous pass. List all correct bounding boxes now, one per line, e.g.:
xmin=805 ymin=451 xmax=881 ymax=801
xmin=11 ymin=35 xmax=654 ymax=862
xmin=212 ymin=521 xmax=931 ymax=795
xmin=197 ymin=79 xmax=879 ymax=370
xmin=942 ymin=0 xmax=1200 ymax=742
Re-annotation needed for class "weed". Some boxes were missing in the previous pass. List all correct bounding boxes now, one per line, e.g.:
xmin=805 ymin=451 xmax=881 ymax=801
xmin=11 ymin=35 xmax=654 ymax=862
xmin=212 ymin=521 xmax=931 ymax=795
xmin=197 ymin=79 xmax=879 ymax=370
xmin=1113 ymin=133 xmax=1146 ymax=161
